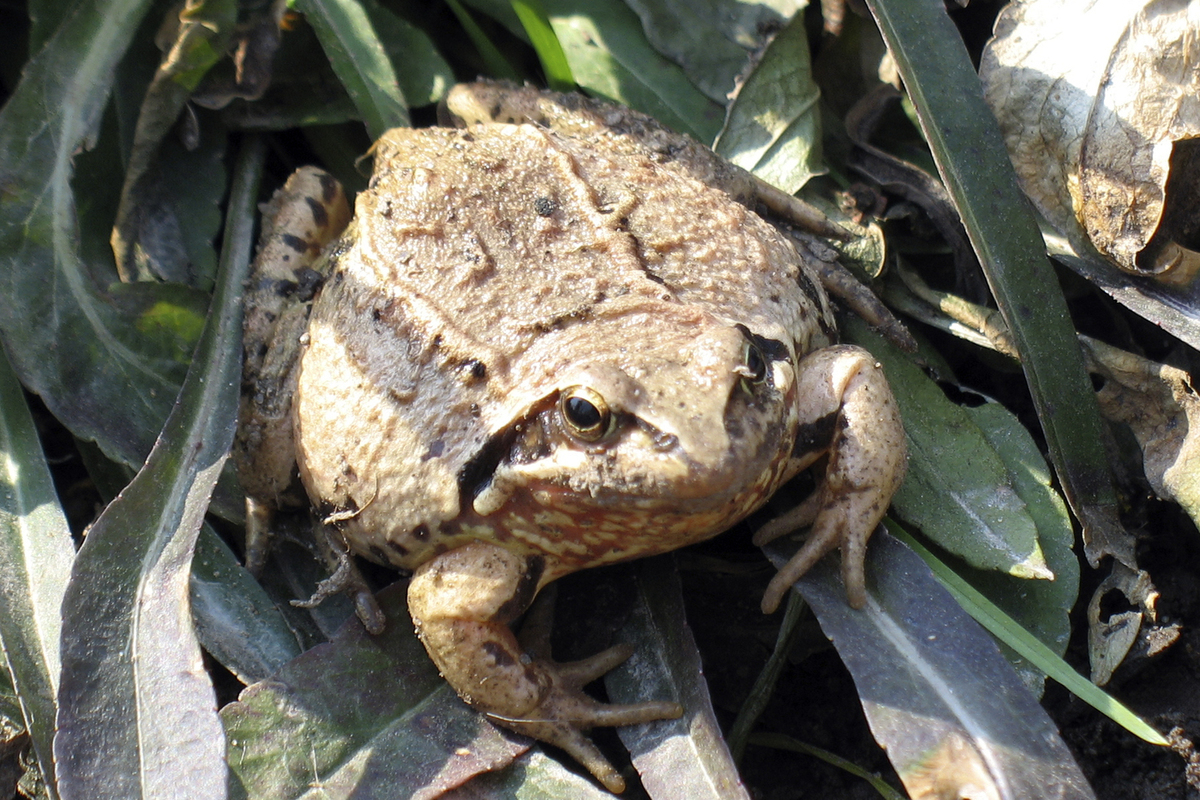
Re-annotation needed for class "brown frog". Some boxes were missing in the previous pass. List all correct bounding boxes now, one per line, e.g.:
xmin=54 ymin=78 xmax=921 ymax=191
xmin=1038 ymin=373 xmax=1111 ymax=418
xmin=235 ymin=82 xmax=907 ymax=793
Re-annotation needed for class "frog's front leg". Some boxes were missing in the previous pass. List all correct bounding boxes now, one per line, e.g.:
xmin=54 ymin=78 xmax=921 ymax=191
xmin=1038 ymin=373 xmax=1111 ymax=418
xmin=408 ymin=541 xmax=682 ymax=794
xmin=755 ymin=345 xmax=906 ymax=612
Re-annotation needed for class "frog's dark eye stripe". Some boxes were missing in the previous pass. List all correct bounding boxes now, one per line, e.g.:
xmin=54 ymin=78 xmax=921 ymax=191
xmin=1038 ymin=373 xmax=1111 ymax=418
xmin=457 ymin=424 xmax=523 ymax=503
xmin=559 ymin=386 xmax=613 ymax=442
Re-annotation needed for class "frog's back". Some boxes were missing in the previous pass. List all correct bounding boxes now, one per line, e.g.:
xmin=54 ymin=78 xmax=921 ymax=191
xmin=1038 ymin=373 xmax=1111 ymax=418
xmin=356 ymin=125 xmax=833 ymax=367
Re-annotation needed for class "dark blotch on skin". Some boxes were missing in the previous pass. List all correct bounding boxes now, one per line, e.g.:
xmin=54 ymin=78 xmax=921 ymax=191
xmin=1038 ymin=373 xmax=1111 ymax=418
xmin=368 ymin=543 xmax=390 ymax=564
xmin=294 ymin=267 xmax=324 ymax=301
xmin=793 ymin=411 xmax=838 ymax=460
xmin=318 ymin=172 xmax=340 ymax=205
xmin=386 ymin=539 xmax=410 ymax=557
xmin=422 ymin=440 xmax=446 ymax=461
xmin=533 ymin=196 xmax=556 ymax=216
xmin=281 ymin=233 xmax=309 ymax=253
xmin=492 ymin=555 xmax=545 ymax=624
xmin=736 ymin=324 xmax=790 ymax=365
xmin=306 ymin=196 xmax=329 ymax=228
xmin=796 ymin=267 xmax=822 ymax=308
xmin=272 ymin=268 xmax=324 ymax=301
xmin=412 ymin=524 xmax=431 ymax=541
xmin=482 ymin=641 xmax=516 ymax=668
xmin=461 ymin=359 xmax=487 ymax=382
xmin=818 ymin=313 xmax=837 ymax=343
xmin=457 ymin=423 xmax=524 ymax=505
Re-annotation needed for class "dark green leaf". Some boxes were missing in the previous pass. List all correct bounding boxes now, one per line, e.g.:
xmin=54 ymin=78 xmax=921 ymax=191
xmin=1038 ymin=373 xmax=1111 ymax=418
xmin=0 ymin=350 xmax=75 ymax=799
xmin=464 ymin=0 xmax=725 ymax=141
xmin=961 ymin=402 xmax=1078 ymax=694
xmin=119 ymin=113 xmax=228 ymax=288
xmin=0 ymin=0 xmax=207 ymax=473
xmin=440 ymin=751 xmax=613 ymax=798
xmin=53 ymin=135 xmax=263 ymax=800
xmin=624 ymin=0 xmax=804 ymax=103
xmin=191 ymin=525 xmax=304 ymax=685
xmin=73 ymin=440 xmax=299 ymax=686
xmin=362 ymin=0 xmax=454 ymax=106
xmin=541 ymin=0 xmax=723 ymax=142
xmin=895 ymin=528 xmax=1167 ymax=748
xmin=27 ymin=0 xmax=76 ymax=53
xmin=842 ymin=317 xmax=1052 ymax=579
xmin=222 ymin=583 xmax=527 ymax=800
xmin=110 ymin=0 xmax=236 ymax=282
xmin=765 ymin=532 xmax=1096 ymax=800
xmin=296 ymin=0 xmax=410 ymax=138
xmin=863 ymin=0 xmax=1127 ymax=568
xmin=0 ymin=0 xmax=211 ymax=470
xmin=607 ymin=558 xmax=749 ymax=799
xmin=715 ymin=10 xmax=822 ymax=195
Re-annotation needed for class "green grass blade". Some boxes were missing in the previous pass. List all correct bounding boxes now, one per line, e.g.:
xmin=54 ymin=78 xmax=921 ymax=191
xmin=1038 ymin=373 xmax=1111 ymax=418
xmin=511 ymin=0 xmax=574 ymax=90
xmin=296 ymin=0 xmax=409 ymax=138
xmin=892 ymin=526 xmax=1168 ymax=747
xmin=444 ymin=0 xmax=521 ymax=82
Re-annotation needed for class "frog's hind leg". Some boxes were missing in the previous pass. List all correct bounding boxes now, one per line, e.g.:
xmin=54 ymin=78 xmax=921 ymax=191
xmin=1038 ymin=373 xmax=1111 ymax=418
xmin=236 ymin=167 xmax=351 ymax=568
xmin=787 ymin=229 xmax=918 ymax=354
xmin=754 ymin=344 xmax=906 ymax=612
xmin=409 ymin=542 xmax=682 ymax=794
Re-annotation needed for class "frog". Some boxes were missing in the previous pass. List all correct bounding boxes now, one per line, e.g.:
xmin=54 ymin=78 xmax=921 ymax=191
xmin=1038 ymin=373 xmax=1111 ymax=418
xmin=234 ymin=81 xmax=907 ymax=793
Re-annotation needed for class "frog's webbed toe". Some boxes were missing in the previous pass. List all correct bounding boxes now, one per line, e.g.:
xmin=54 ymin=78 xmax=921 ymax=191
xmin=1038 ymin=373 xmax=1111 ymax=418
xmin=489 ymin=644 xmax=682 ymax=794
xmin=755 ymin=344 xmax=906 ymax=613
xmin=409 ymin=542 xmax=681 ymax=793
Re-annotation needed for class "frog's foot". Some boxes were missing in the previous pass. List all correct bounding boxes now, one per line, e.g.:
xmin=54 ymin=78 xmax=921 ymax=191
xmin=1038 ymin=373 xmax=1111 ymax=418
xmin=753 ymin=485 xmax=880 ymax=613
xmin=409 ymin=542 xmax=682 ymax=793
xmin=291 ymin=519 xmax=385 ymax=634
xmin=488 ymin=644 xmax=683 ymax=794
xmin=755 ymin=344 xmax=907 ymax=612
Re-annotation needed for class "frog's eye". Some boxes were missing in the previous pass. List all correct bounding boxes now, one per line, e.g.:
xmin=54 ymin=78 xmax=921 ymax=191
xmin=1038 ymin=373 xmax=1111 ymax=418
xmin=559 ymin=386 xmax=613 ymax=442
xmin=738 ymin=340 xmax=768 ymax=393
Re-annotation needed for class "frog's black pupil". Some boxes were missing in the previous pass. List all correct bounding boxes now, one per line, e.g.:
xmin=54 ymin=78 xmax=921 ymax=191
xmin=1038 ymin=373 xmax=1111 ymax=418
xmin=747 ymin=344 xmax=766 ymax=382
xmin=565 ymin=396 xmax=602 ymax=429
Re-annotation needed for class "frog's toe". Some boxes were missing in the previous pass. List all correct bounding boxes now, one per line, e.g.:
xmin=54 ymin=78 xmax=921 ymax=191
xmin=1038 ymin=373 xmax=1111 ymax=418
xmin=556 ymin=643 xmax=637 ymax=685
xmin=756 ymin=492 xmax=875 ymax=613
xmin=509 ymin=717 xmax=628 ymax=793
xmin=491 ymin=655 xmax=683 ymax=794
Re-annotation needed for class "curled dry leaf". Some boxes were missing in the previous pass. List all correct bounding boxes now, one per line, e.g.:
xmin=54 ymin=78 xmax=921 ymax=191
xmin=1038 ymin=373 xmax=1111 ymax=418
xmin=1082 ymin=336 xmax=1200 ymax=528
xmin=980 ymin=0 xmax=1200 ymax=283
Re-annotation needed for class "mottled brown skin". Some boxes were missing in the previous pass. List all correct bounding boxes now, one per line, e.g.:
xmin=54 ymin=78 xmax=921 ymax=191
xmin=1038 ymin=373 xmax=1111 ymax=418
xmin=236 ymin=83 xmax=907 ymax=793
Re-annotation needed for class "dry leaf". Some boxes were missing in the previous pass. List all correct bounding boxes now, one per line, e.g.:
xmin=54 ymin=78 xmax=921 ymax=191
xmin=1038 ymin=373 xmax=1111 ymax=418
xmin=1083 ymin=336 xmax=1200 ymax=528
xmin=980 ymin=0 xmax=1200 ymax=283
